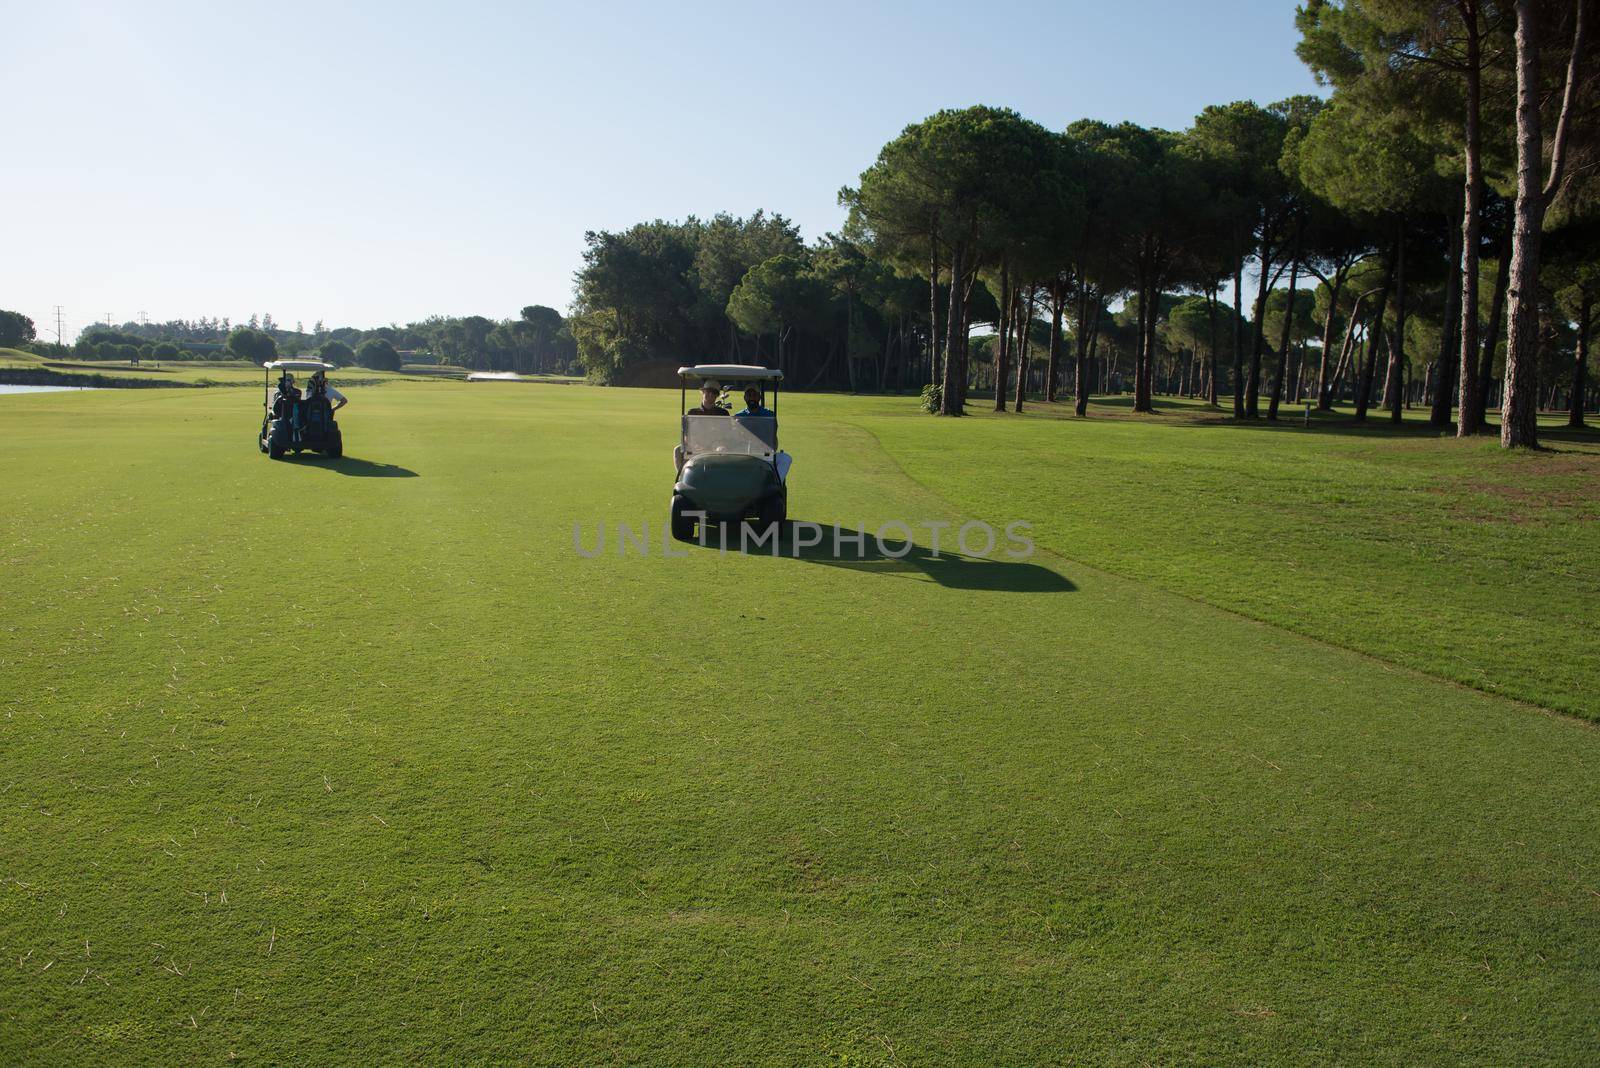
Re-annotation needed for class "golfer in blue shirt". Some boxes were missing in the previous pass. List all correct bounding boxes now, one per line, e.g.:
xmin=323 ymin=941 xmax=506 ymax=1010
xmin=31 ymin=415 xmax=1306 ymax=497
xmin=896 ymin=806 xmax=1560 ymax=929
xmin=736 ymin=387 xmax=775 ymax=418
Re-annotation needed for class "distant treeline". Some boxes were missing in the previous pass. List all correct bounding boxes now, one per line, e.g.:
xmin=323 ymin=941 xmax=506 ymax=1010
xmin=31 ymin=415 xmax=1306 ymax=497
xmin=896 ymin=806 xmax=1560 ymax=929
xmin=45 ymin=308 xmax=580 ymax=375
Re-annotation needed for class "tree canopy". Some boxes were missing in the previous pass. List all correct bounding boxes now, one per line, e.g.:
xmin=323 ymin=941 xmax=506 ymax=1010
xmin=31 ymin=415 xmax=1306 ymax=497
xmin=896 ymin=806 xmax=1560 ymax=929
xmin=226 ymin=327 xmax=276 ymax=364
xmin=0 ymin=309 xmax=36 ymax=348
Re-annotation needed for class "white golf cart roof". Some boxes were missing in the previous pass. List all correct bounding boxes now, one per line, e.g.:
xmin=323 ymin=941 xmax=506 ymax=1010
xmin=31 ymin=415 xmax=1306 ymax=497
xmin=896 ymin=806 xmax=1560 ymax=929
xmin=264 ymin=360 xmax=337 ymax=371
xmin=678 ymin=364 xmax=783 ymax=382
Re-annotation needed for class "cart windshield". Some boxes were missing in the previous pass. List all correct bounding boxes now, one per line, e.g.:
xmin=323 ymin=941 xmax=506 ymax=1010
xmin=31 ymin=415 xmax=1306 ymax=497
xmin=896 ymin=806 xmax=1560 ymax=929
xmin=683 ymin=414 xmax=776 ymax=459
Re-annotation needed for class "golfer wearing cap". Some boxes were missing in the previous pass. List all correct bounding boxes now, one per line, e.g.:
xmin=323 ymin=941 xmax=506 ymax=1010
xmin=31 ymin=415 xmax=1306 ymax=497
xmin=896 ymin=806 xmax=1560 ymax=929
xmin=688 ymin=380 xmax=728 ymax=417
xmin=676 ymin=379 xmax=729 ymax=472
xmin=735 ymin=386 xmax=773 ymax=418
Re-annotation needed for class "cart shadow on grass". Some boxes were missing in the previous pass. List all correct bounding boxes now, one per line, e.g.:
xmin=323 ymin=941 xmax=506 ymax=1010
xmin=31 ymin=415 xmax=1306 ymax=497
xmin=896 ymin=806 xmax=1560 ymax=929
xmin=277 ymin=454 xmax=419 ymax=478
xmin=697 ymin=521 xmax=1075 ymax=593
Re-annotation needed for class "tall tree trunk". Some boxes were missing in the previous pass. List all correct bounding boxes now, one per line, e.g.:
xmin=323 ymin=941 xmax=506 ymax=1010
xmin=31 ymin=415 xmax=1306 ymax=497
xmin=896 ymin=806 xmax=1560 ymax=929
xmin=1502 ymin=0 xmax=1547 ymax=447
xmin=1015 ymin=286 xmax=1034 ymax=412
xmin=1268 ymin=226 xmax=1301 ymax=420
xmin=1504 ymin=0 xmax=1586 ymax=447
xmin=928 ymin=225 xmax=941 ymax=388
xmin=1381 ymin=332 xmax=1397 ymax=411
xmin=957 ymin=266 xmax=979 ymax=411
xmin=903 ymin=316 xmax=913 ymax=391
xmin=1139 ymin=276 xmax=1159 ymax=412
xmin=1331 ymin=297 xmax=1365 ymax=402
xmin=1045 ymin=282 xmax=1064 ymax=404
xmin=1388 ymin=217 xmax=1408 ymax=424
xmin=880 ymin=323 xmax=892 ymax=392
xmin=1232 ymin=254 xmax=1246 ymax=417
xmin=1074 ymin=283 xmax=1091 ymax=417
xmin=1571 ymin=296 xmax=1592 ymax=428
xmin=1003 ymin=286 xmax=1016 ymax=407
xmin=1457 ymin=3 xmax=1485 ymax=435
xmin=1356 ymin=256 xmax=1395 ymax=423
xmin=1206 ymin=279 xmax=1220 ymax=405
xmin=1247 ymin=225 xmax=1273 ymax=418
xmin=844 ymin=283 xmax=858 ymax=393
xmin=1432 ymin=212 xmax=1464 ymax=427
xmin=1475 ymin=225 xmax=1512 ymax=430
xmin=940 ymin=244 xmax=965 ymax=415
xmin=1315 ymin=267 xmax=1346 ymax=410
xmin=1090 ymin=302 xmax=1105 ymax=397
xmin=1134 ymin=269 xmax=1152 ymax=411
xmin=1134 ymin=273 xmax=1147 ymax=410
xmin=1351 ymin=328 xmax=1365 ymax=404
xmin=994 ymin=260 xmax=1011 ymax=412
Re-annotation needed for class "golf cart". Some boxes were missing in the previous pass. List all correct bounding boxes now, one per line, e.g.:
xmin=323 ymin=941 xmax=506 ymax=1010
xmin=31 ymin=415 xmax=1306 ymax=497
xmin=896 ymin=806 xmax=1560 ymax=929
xmin=259 ymin=359 xmax=343 ymax=459
xmin=671 ymin=365 xmax=788 ymax=541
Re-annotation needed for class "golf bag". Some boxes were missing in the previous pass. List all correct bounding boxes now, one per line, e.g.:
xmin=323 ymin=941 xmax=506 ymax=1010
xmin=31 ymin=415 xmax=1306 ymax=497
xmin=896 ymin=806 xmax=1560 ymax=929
xmin=271 ymin=377 xmax=301 ymax=420
xmin=304 ymin=394 xmax=332 ymax=436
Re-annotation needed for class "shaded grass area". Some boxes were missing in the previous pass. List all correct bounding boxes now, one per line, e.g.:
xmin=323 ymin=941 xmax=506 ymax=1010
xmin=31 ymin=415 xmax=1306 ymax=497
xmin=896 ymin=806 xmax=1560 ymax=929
xmin=0 ymin=384 xmax=1596 ymax=1063
xmin=854 ymin=394 xmax=1600 ymax=719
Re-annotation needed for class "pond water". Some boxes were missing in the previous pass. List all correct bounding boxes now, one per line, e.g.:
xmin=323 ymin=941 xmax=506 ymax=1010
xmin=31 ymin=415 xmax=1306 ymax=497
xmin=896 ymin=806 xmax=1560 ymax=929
xmin=0 ymin=384 xmax=105 ymax=395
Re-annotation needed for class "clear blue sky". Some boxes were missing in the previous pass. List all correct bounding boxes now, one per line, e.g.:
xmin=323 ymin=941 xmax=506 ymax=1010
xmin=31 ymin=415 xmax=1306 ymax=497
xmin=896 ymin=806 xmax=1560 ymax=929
xmin=4 ymin=0 xmax=1322 ymax=341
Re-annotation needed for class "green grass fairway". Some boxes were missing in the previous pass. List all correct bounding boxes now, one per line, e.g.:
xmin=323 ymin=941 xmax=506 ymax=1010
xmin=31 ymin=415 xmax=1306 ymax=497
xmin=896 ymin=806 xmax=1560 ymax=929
xmin=2 ymin=384 xmax=1598 ymax=1064
xmin=868 ymin=394 xmax=1600 ymax=718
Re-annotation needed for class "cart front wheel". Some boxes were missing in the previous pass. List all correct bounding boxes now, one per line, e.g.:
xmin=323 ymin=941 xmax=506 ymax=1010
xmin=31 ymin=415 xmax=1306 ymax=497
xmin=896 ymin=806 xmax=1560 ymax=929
xmin=757 ymin=492 xmax=786 ymax=531
xmin=669 ymin=495 xmax=697 ymax=543
xmin=267 ymin=418 xmax=289 ymax=459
